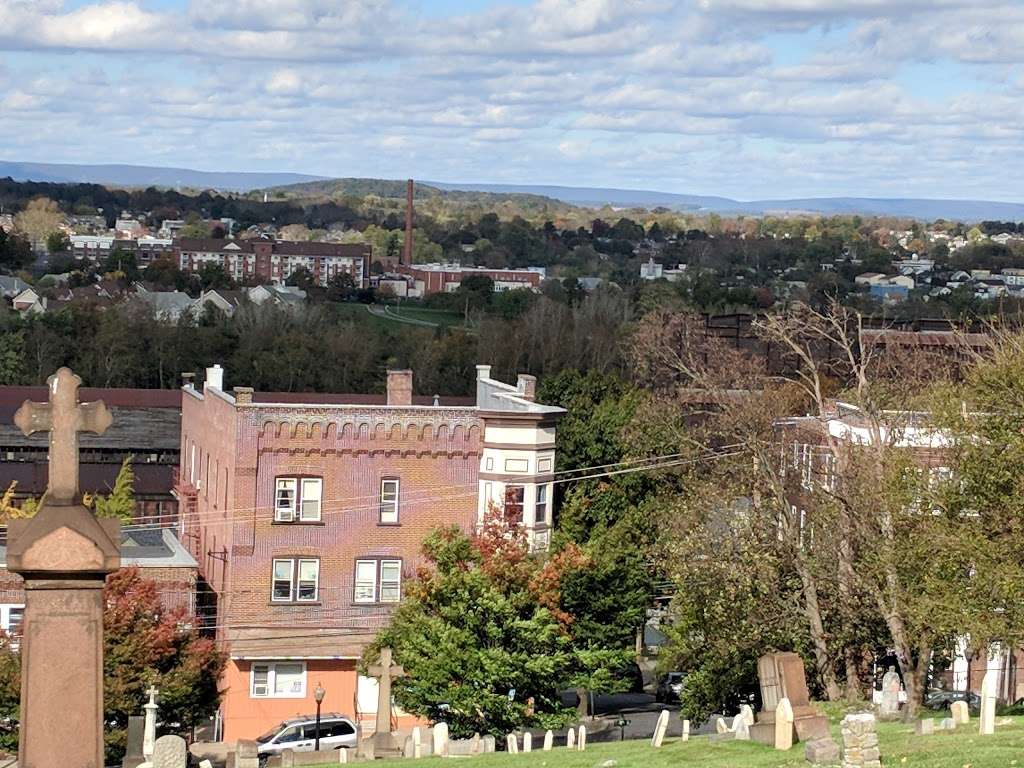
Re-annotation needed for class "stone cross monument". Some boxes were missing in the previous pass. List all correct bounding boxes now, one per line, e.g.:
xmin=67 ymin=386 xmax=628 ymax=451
xmin=7 ymin=368 xmax=121 ymax=768
xmin=368 ymin=647 xmax=405 ymax=756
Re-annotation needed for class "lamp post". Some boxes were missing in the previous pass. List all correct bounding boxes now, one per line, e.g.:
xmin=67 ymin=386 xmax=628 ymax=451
xmin=314 ymin=683 xmax=326 ymax=751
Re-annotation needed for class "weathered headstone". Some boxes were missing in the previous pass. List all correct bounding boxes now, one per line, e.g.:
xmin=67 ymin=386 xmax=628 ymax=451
xmin=751 ymin=652 xmax=829 ymax=746
xmin=6 ymin=368 xmax=120 ymax=768
xmin=805 ymin=737 xmax=841 ymax=765
xmin=682 ymin=719 xmax=690 ymax=742
xmin=523 ymin=732 xmax=532 ymax=752
xmin=481 ymin=735 xmax=496 ymax=753
xmin=566 ymin=728 xmax=575 ymax=749
xmin=235 ymin=739 xmax=260 ymax=768
xmin=840 ymin=713 xmax=880 ymax=768
xmin=879 ymin=667 xmax=901 ymax=717
xmin=470 ymin=732 xmax=482 ymax=755
xmin=368 ymin=647 xmax=406 ymax=756
xmin=775 ymin=697 xmax=794 ymax=750
xmin=506 ymin=733 xmax=518 ymax=753
xmin=914 ymin=719 xmax=934 ymax=736
xmin=715 ymin=716 xmax=728 ymax=734
xmin=950 ymin=700 xmax=969 ymax=725
xmin=739 ymin=703 xmax=755 ymax=727
xmin=577 ymin=725 xmax=586 ymax=751
xmin=732 ymin=714 xmax=750 ymax=741
xmin=122 ymin=715 xmax=146 ymax=768
xmin=433 ymin=721 xmax=449 ymax=757
xmin=939 ymin=717 xmax=956 ymax=731
xmin=412 ymin=727 xmax=423 ymax=759
xmin=151 ymin=735 xmax=187 ymax=768
xmin=199 ymin=761 xmax=214 ymax=768
xmin=979 ymin=669 xmax=997 ymax=736
xmin=652 ymin=709 xmax=670 ymax=747
xmin=338 ymin=748 xmax=350 ymax=764
xmin=543 ymin=730 xmax=553 ymax=751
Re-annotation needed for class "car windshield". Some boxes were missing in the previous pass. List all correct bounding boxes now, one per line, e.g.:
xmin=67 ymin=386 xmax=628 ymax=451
xmin=256 ymin=724 xmax=285 ymax=744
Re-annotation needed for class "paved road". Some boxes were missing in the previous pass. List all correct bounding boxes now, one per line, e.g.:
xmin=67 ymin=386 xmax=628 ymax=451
xmin=564 ymin=692 xmax=717 ymax=741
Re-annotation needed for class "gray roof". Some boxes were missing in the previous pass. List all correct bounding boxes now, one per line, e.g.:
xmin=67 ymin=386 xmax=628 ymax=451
xmin=0 ymin=405 xmax=180 ymax=451
xmin=0 ymin=527 xmax=196 ymax=569
xmin=132 ymin=291 xmax=195 ymax=317
xmin=0 ymin=275 xmax=29 ymax=297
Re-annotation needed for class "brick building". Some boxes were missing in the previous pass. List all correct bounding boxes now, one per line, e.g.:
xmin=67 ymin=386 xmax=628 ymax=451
xmin=176 ymin=238 xmax=370 ymax=288
xmin=175 ymin=364 xmax=563 ymax=740
xmin=394 ymin=263 xmax=545 ymax=296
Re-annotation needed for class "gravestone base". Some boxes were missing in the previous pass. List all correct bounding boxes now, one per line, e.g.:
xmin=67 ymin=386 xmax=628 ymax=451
xmin=805 ymin=737 xmax=841 ymax=765
xmin=752 ymin=707 xmax=830 ymax=746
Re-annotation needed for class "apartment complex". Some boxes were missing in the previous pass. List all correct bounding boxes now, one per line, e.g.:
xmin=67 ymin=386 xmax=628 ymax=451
xmin=176 ymin=238 xmax=370 ymax=288
xmin=174 ymin=364 xmax=563 ymax=740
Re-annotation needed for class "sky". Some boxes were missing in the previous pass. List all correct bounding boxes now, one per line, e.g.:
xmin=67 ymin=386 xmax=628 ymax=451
xmin=0 ymin=0 xmax=1022 ymax=201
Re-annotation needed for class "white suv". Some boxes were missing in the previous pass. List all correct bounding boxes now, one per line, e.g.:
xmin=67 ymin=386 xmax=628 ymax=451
xmin=255 ymin=714 xmax=358 ymax=762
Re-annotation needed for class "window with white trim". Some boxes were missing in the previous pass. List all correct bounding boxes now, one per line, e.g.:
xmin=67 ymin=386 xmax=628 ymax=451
xmin=271 ymin=558 xmax=320 ymax=602
xmin=534 ymin=484 xmax=549 ymax=527
xmin=504 ymin=485 xmax=525 ymax=522
xmin=251 ymin=661 xmax=306 ymax=698
xmin=275 ymin=477 xmax=322 ymax=522
xmin=379 ymin=479 xmax=399 ymax=524
xmin=354 ymin=559 xmax=402 ymax=604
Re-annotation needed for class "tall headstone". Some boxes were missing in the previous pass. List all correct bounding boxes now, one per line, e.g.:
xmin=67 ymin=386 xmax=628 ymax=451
xmin=151 ymin=735 xmax=187 ymax=768
xmin=566 ymin=727 xmax=575 ymax=749
xmin=732 ymin=714 xmax=751 ymax=741
xmin=751 ymin=652 xmax=829 ymax=746
xmin=543 ymin=730 xmax=553 ymax=751
xmin=367 ymin=647 xmax=406 ymax=756
xmin=122 ymin=715 xmax=146 ymax=768
xmin=879 ymin=666 xmax=901 ymax=717
xmin=682 ymin=719 xmax=690 ymax=742
xmin=412 ymin=726 xmax=423 ymax=758
xmin=433 ymin=722 xmax=449 ymax=757
xmin=950 ymin=700 xmax=970 ymax=725
xmin=715 ymin=717 xmax=728 ymax=734
xmin=143 ymin=685 xmax=159 ymax=760
xmin=979 ymin=669 xmax=997 ymax=736
xmin=6 ymin=369 xmax=120 ymax=768
xmin=523 ymin=732 xmax=532 ymax=752
xmin=652 ymin=709 xmax=670 ymax=747
xmin=577 ymin=725 xmax=586 ymax=751
xmin=506 ymin=733 xmax=518 ymax=754
xmin=774 ymin=698 xmax=794 ymax=750
xmin=739 ymin=704 xmax=755 ymax=727
xmin=840 ymin=713 xmax=880 ymax=768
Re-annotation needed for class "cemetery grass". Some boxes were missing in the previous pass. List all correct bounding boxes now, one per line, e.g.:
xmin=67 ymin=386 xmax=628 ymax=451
xmin=322 ymin=718 xmax=1022 ymax=768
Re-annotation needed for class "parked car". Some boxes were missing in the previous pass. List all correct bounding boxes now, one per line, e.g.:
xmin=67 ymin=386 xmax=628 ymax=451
xmin=923 ymin=690 xmax=980 ymax=712
xmin=655 ymin=672 xmax=686 ymax=703
xmin=255 ymin=714 xmax=358 ymax=763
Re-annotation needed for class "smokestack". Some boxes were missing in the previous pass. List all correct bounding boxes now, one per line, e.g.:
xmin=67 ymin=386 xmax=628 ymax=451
xmin=402 ymin=179 xmax=414 ymax=266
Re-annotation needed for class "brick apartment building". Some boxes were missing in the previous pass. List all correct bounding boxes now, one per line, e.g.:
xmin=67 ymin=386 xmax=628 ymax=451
xmin=176 ymin=238 xmax=370 ymax=288
xmin=174 ymin=364 xmax=563 ymax=740
xmin=781 ymin=403 xmax=1024 ymax=704
xmin=394 ymin=263 xmax=545 ymax=296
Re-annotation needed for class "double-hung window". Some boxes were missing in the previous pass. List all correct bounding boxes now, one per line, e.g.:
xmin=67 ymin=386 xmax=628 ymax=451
xmin=251 ymin=662 xmax=306 ymax=698
xmin=275 ymin=477 xmax=322 ymax=522
xmin=379 ymin=479 xmax=399 ymax=524
xmin=272 ymin=558 xmax=320 ymax=602
xmin=354 ymin=559 xmax=402 ymax=604
xmin=504 ymin=485 xmax=525 ymax=522
xmin=534 ymin=485 xmax=549 ymax=527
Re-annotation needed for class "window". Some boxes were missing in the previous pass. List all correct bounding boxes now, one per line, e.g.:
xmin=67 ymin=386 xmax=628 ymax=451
xmin=380 ymin=479 xmax=399 ymax=524
xmin=251 ymin=662 xmax=307 ymax=699
xmin=275 ymin=477 xmax=322 ymax=522
xmin=534 ymin=485 xmax=549 ymax=527
xmin=355 ymin=559 xmax=402 ymax=603
xmin=272 ymin=558 xmax=319 ymax=602
xmin=504 ymin=485 xmax=525 ymax=522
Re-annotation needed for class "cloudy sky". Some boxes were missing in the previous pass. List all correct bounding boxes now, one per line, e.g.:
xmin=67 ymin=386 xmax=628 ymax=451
xmin=0 ymin=0 xmax=1021 ymax=200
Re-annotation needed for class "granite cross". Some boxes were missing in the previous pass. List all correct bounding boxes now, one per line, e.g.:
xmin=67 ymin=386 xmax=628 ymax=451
xmin=368 ymin=647 xmax=405 ymax=738
xmin=14 ymin=367 xmax=112 ymax=504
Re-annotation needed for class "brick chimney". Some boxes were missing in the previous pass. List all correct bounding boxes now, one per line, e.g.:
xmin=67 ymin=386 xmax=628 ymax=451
xmin=402 ymin=179 xmax=414 ymax=266
xmin=517 ymin=374 xmax=537 ymax=402
xmin=387 ymin=369 xmax=413 ymax=406
xmin=181 ymin=372 xmax=196 ymax=387
xmin=233 ymin=386 xmax=254 ymax=404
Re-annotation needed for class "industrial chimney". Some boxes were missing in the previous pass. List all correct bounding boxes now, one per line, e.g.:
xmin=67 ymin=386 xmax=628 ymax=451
xmin=402 ymin=179 xmax=414 ymax=266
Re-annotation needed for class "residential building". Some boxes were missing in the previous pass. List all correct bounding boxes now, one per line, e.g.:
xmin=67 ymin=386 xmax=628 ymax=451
xmin=131 ymin=289 xmax=197 ymax=321
xmin=639 ymin=257 xmax=686 ymax=282
xmin=395 ymin=263 xmax=545 ymax=295
xmin=10 ymin=288 xmax=44 ymax=316
xmin=174 ymin=364 xmax=563 ymax=740
xmin=0 ymin=386 xmax=182 ymax=522
xmin=1002 ymin=269 xmax=1024 ymax=288
xmin=854 ymin=272 xmax=887 ymax=286
xmin=176 ymin=238 xmax=370 ymax=288
xmin=0 ymin=276 xmax=29 ymax=299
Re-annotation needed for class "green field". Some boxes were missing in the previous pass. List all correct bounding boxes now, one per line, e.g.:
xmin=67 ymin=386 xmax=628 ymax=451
xmin=382 ymin=305 xmax=467 ymax=329
xmin=298 ymin=716 xmax=1024 ymax=768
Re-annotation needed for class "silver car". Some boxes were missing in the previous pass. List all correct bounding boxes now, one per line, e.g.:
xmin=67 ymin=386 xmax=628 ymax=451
xmin=255 ymin=714 xmax=358 ymax=762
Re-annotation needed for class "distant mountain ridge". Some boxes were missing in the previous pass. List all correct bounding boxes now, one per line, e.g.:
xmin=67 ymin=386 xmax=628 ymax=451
xmin=2 ymin=161 xmax=1022 ymax=221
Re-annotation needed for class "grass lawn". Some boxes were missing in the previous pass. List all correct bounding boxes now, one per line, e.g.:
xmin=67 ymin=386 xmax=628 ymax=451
xmin=302 ymin=717 xmax=1024 ymax=768
xmin=385 ymin=305 xmax=467 ymax=328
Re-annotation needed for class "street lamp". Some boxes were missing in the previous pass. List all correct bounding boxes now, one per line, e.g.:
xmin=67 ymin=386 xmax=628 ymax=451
xmin=314 ymin=683 xmax=326 ymax=751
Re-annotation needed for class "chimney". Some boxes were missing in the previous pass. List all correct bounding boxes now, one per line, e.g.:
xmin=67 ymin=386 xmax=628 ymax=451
xmin=181 ymin=371 xmax=196 ymax=388
xmin=205 ymin=364 xmax=224 ymax=391
xmin=387 ymin=369 xmax=413 ymax=406
xmin=476 ymin=364 xmax=492 ymax=381
xmin=401 ymin=179 xmax=414 ymax=266
xmin=233 ymin=386 xmax=254 ymax=405
xmin=517 ymin=374 xmax=537 ymax=402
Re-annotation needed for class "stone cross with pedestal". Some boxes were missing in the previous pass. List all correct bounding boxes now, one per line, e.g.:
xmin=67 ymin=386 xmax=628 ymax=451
xmin=367 ymin=647 xmax=406 ymax=757
xmin=6 ymin=368 xmax=121 ymax=768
